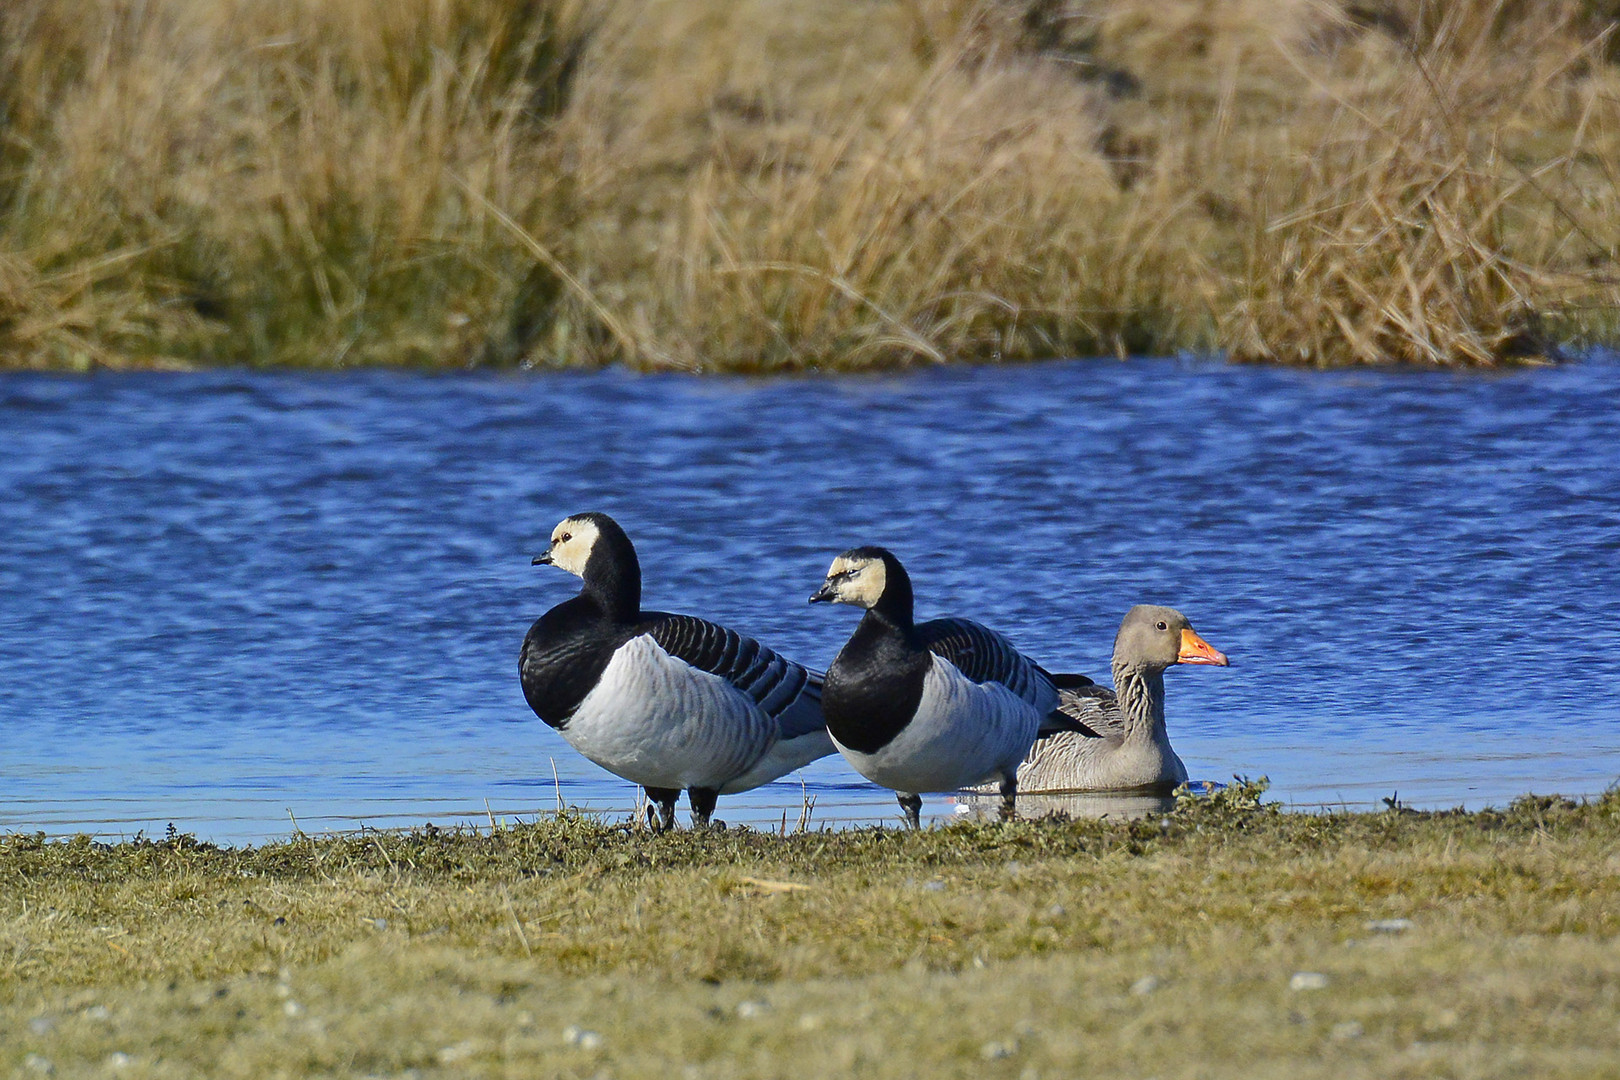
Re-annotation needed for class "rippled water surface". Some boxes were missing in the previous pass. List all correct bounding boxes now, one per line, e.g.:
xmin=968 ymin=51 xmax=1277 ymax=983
xmin=3 ymin=359 xmax=1619 ymax=842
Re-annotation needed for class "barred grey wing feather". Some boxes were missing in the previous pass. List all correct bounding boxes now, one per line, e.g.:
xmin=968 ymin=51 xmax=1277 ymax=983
xmin=1042 ymin=684 xmax=1123 ymax=741
xmin=644 ymin=613 xmax=818 ymax=727
xmin=917 ymin=618 xmax=1057 ymax=711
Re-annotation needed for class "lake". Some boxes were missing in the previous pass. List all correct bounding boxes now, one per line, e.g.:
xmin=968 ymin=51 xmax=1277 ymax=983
xmin=3 ymin=358 xmax=1618 ymax=843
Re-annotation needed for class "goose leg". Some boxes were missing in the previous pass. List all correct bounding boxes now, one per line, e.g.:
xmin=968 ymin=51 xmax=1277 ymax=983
xmin=998 ymin=774 xmax=1018 ymax=822
xmin=644 ymin=786 xmax=679 ymax=832
xmin=688 ymin=787 xmax=719 ymax=828
xmin=897 ymin=792 xmax=923 ymax=830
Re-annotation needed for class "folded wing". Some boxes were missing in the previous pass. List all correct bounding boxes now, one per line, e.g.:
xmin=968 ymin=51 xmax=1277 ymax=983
xmin=916 ymin=617 xmax=1058 ymax=714
xmin=644 ymin=613 xmax=823 ymax=738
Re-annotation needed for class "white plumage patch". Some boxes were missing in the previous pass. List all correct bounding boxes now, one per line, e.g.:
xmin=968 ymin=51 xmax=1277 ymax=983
xmin=822 ymin=554 xmax=886 ymax=607
xmin=562 ymin=634 xmax=783 ymax=791
xmin=547 ymin=517 xmax=600 ymax=577
xmin=833 ymin=656 xmax=1042 ymax=794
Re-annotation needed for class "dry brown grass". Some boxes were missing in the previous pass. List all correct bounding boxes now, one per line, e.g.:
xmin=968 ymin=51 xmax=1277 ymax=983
xmin=0 ymin=0 xmax=592 ymax=368
xmin=1223 ymin=1 xmax=1620 ymax=365
xmin=1 ymin=0 xmax=1617 ymax=370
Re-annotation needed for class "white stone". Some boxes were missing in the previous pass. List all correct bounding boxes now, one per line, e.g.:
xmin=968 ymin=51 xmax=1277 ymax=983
xmin=436 ymin=1041 xmax=480 ymax=1064
xmin=1365 ymin=918 xmax=1413 ymax=933
xmin=980 ymin=1041 xmax=1016 ymax=1061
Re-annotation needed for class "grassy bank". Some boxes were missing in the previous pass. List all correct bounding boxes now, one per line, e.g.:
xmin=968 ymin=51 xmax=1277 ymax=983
xmin=2 ymin=1 xmax=1619 ymax=372
xmin=4 ymin=786 xmax=1620 ymax=1077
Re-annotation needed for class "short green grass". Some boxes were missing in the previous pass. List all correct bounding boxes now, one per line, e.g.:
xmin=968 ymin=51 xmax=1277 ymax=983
xmin=5 ymin=784 xmax=1620 ymax=1078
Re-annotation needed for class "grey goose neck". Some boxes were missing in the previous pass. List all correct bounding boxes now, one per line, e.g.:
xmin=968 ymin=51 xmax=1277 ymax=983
xmin=1110 ymin=659 xmax=1167 ymax=745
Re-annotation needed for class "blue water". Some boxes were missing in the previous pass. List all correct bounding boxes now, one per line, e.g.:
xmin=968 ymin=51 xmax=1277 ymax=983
xmin=2 ymin=358 xmax=1618 ymax=843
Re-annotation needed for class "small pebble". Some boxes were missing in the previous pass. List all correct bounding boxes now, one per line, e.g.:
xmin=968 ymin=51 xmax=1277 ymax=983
xmin=1047 ymin=904 xmax=1065 ymax=918
xmin=1366 ymin=918 xmax=1413 ymax=934
xmin=1331 ymin=1020 xmax=1364 ymax=1041
xmin=736 ymin=1000 xmax=769 ymax=1019
xmin=23 ymin=1055 xmax=53 ymax=1076
xmin=563 ymin=1024 xmax=603 ymax=1050
xmin=282 ymin=1000 xmax=305 ymax=1018
xmin=922 ymin=880 xmax=946 ymax=892
xmin=367 ymin=917 xmax=388 ymax=931
xmin=84 ymin=1005 xmax=111 ymax=1021
xmin=1289 ymin=972 xmax=1330 ymax=992
xmin=980 ymin=1041 xmax=1016 ymax=1061
xmin=105 ymin=1053 xmax=133 ymax=1070
xmin=1130 ymin=976 xmax=1160 ymax=996
xmin=28 ymin=1016 xmax=54 ymax=1035
xmin=436 ymin=1041 xmax=480 ymax=1064
xmin=797 ymin=1013 xmax=823 ymax=1032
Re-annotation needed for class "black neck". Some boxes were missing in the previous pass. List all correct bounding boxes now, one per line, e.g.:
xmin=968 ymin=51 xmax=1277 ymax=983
xmin=580 ymin=524 xmax=641 ymax=622
xmin=823 ymin=610 xmax=930 ymax=753
xmin=871 ymin=555 xmax=915 ymax=629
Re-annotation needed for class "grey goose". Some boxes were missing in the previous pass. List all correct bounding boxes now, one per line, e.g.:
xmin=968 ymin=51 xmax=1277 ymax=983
xmin=519 ymin=512 xmax=833 ymax=830
xmin=809 ymin=546 xmax=1060 ymax=828
xmin=1010 ymin=605 xmax=1228 ymax=793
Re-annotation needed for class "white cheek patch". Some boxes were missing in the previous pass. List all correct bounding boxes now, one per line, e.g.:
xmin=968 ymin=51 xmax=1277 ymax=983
xmin=549 ymin=518 xmax=600 ymax=576
xmin=848 ymin=559 xmax=885 ymax=606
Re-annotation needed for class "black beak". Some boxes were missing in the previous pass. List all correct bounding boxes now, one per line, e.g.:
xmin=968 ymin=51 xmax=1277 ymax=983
xmin=532 ymin=552 xmax=553 ymax=566
xmin=809 ymin=582 xmax=836 ymax=604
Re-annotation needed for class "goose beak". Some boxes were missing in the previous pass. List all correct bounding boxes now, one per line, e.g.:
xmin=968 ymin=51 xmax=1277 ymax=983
xmin=532 ymin=551 xmax=554 ymax=566
xmin=809 ymin=581 xmax=837 ymax=604
xmin=1177 ymin=628 xmax=1229 ymax=666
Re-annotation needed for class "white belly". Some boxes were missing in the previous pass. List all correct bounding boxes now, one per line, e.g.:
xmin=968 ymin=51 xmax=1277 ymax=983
xmin=834 ymin=658 xmax=1041 ymax=794
xmin=562 ymin=635 xmax=776 ymax=790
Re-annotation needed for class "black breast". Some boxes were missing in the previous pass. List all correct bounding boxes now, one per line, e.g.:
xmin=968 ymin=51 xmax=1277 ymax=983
xmin=518 ymin=595 xmax=632 ymax=728
xmin=822 ymin=615 xmax=930 ymax=754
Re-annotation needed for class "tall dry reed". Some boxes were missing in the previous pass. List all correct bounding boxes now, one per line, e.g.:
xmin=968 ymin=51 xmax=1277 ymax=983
xmin=0 ymin=0 xmax=593 ymax=368
xmin=0 ymin=0 xmax=1616 ymax=370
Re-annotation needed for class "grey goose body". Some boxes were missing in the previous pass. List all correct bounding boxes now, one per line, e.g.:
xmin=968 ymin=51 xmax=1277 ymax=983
xmin=519 ymin=512 xmax=833 ymax=829
xmin=810 ymin=547 xmax=1058 ymax=827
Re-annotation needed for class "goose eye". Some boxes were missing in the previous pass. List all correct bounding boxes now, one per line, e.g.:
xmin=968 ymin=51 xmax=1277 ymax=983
xmin=1155 ymin=621 xmax=1168 ymax=631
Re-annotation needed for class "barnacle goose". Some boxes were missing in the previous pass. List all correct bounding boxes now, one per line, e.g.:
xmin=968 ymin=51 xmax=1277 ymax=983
xmin=1003 ymin=605 xmax=1228 ymax=794
xmin=519 ymin=512 xmax=833 ymax=830
xmin=809 ymin=546 xmax=1060 ymax=828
